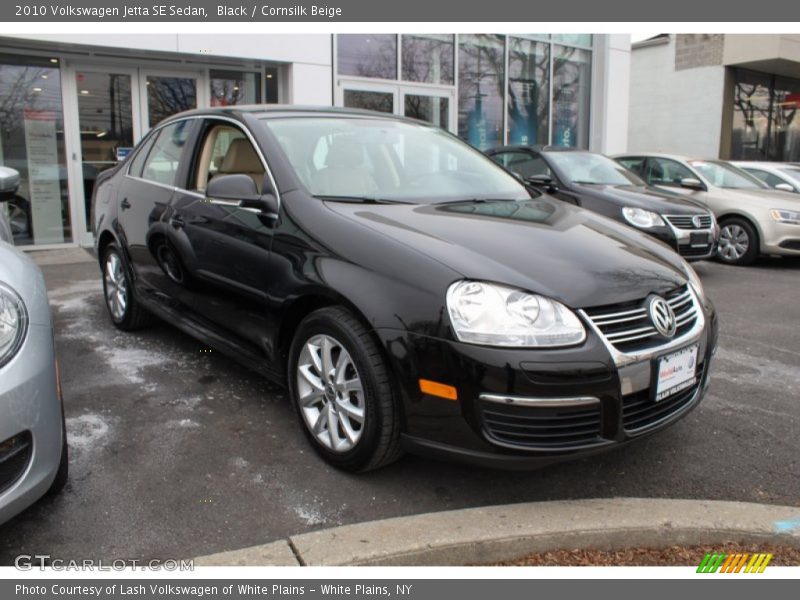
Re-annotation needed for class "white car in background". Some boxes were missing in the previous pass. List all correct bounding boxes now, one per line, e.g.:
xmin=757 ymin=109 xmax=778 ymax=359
xmin=615 ymin=153 xmax=800 ymax=266
xmin=733 ymin=161 xmax=800 ymax=194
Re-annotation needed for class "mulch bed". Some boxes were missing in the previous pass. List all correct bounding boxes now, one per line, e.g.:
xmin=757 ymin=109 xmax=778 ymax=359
xmin=494 ymin=542 xmax=800 ymax=566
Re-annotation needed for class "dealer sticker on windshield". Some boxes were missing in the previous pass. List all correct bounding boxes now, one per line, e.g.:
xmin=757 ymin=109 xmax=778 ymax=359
xmin=655 ymin=344 xmax=698 ymax=402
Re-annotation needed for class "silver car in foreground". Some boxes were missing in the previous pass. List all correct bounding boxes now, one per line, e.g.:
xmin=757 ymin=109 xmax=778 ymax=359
xmin=0 ymin=241 xmax=67 ymax=525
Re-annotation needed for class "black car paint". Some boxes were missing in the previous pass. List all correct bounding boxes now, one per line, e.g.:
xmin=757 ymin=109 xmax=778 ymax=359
xmin=93 ymin=107 xmax=717 ymax=468
xmin=485 ymin=145 xmax=716 ymax=257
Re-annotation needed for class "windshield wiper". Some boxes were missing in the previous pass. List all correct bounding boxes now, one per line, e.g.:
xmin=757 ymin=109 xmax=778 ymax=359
xmin=314 ymin=195 xmax=410 ymax=205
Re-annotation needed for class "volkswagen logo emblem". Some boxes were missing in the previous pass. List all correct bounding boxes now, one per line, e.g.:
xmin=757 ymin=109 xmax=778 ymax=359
xmin=647 ymin=295 xmax=677 ymax=338
xmin=692 ymin=215 xmax=705 ymax=228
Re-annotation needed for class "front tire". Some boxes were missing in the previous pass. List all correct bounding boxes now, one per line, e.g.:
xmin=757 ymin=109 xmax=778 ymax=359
xmin=101 ymin=244 xmax=153 ymax=330
xmin=717 ymin=217 xmax=759 ymax=266
xmin=288 ymin=307 xmax=402 ymax=472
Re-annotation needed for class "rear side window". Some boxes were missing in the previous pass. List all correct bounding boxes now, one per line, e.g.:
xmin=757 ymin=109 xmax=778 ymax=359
xmin=141 ymin=120 xmax=192 ymax=186
xmin=645 ymin=157 xmax=694 ymax=187
xmin=744 ymin=168 xmax=785 ymax=189
xmin=128 ymin=134 xmax=157 ymax=178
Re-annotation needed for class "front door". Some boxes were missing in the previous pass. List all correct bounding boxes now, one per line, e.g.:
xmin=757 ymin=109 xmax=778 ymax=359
xmin=400 ymin=85 xmax=455 ymax=131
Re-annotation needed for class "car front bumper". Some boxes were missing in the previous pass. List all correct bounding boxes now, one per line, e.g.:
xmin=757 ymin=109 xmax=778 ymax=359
xmin=0 ymin=322 xmax=64 ymax=525
xmin=758 ymin=219 xmax=800 ymax=256
xmin=651 ymin=224 xmax=718 ymax=261
xmin=377 ymin=299 xmax=718 ymax=469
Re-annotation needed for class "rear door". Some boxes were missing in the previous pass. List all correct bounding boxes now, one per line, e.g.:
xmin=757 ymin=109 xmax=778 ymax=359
xmin=116 ymin=119 xmax=196 ymax=296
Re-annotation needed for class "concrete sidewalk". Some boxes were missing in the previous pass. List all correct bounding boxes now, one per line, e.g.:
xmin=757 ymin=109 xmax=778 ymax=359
xmin=194 ymin=498 xmax=800 ymax=566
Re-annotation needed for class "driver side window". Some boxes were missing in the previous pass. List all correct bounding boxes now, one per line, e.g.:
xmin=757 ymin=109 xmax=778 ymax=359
xmin=193 ymin=123 xmax=265 ymax=193
xmin=493 ymin=151 xmax=550 ymax=179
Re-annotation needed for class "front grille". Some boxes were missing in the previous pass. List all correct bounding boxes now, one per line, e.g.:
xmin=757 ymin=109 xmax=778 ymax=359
xmin=0 ymin=431 xmax=32 ymax=495
xmin=584 ymin=285 xmax=698 ymax=354
xmin=665 ymin=214 xmax=713 ymax=229
xmin=479 ymin=400 xmax=603 ymax=449
xmin=678 ymin=243 xmax=713 ymax=258
xmin=622 ymin=362 xmax=705 ymax=433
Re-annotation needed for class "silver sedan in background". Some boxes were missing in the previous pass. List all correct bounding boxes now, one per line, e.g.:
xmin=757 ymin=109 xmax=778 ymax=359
xmin=0 ymin=241 xmax=68 ymax=525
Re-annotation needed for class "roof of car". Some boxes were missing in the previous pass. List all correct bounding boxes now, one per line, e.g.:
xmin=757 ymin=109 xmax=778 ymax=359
xmin=161 ymin=104 xmax=429 ymax=125
xmin=732 ymin=161 xmax=795 ymax=168
xmin=613 ymin=152 xmax=726 ymax=162
xmin=488 ymin=145 xmax=595 ymax=154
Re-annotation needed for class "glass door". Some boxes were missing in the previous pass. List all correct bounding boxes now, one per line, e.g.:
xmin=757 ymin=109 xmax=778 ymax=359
xmin=401 ymin=85 xmax=454 ymax=131
xmin=73 ymin=67 xmax=138 ymax=237
xmin=139 ymin=70 xmax=205 ymax=130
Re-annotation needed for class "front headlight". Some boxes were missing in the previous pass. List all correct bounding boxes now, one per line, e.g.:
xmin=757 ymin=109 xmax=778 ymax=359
xmin=446 ymin=280 xmax=586 ymax=347
xmin=770 ymin=209 xmax=800 ymax=225
xmin=681 ymin=262 xmax=706 ymax=303
xmin=622 ymin=207 xmax=666 ymax=229
xmin=0 ymin=282 xmax=27 ymax=369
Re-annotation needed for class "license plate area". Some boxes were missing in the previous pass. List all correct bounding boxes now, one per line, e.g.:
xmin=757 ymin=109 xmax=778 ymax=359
xmin=652 ymin=344 xmax=699 ymax=402
xmin=690 ymin=232 xmax=710 ymax=247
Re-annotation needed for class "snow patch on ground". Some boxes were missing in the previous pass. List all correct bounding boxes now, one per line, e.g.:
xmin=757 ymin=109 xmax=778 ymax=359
xmin=101 ymin=346 xmax=170 ymax=385
xmin=231 ymin=457 xmax=249 ymax=469
xmin=66 ymin=413 xmax=111 ymax=452
xmin=165 ymin=419 xmax=200 ymax=429
xmin=293 ymin=505 xmax=326 ymax=526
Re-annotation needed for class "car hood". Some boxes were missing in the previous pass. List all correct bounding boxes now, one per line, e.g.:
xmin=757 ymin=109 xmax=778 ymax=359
xmin=324 ymin=198 xmax=688 ymax=309
xmin=709 ymin=187 xmax=800 ymax=208
xmin=571 ymin=183 xmax=707 ymax=214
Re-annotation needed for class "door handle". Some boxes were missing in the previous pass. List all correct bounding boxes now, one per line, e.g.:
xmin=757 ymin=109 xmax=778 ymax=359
xmin=120 ymin=198 xmax=131 ymax=210
xmin=169 ymin=215 xmax=185 ymax=229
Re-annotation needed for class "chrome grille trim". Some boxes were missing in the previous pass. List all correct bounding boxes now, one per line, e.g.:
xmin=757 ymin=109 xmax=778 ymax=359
xmin=665 ymin=214 xmax=713 ymax=229
xmin=579 ymin=285 xmax=706 ymax=367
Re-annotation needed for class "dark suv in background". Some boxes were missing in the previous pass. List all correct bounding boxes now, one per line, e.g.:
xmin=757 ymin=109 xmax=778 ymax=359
xmin=487 ymin=146 xmax=719 ymax=261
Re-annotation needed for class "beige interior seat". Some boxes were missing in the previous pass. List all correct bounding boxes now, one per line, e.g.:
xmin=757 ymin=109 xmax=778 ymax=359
xmin=218 ymin=138 xmax=265 ymax=192
xmin=313 ymin=136 xmax=378 ymax=196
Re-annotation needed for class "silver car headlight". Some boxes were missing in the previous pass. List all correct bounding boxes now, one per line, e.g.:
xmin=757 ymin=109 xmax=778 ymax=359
xmin=770 ymin=209 xmax=800 ymax=225
xmin=0 ymin=282 xmax=27 ymax=369
xmin=681 ymin=262 xmax=706 ymax=303
xmin=622 ymin=207 xmax=666 ymax=229
xmin=446 ymin=280 xmax=586 ymax=347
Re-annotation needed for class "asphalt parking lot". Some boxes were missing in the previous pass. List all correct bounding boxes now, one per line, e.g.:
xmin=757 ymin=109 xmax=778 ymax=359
xmin=1 ymin=253 xmax=798 ymax=564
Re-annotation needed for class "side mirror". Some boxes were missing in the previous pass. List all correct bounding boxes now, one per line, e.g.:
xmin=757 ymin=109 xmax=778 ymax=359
xmin=0 ymin=166 xmax=20 ymax=202
xmin=526 ymin=174 xmax=557 ymax=193
xmin=206 ymin=173 xmax=279 ymax=216
xmin=774 ymin=183 xmax=796 ymax=193
xmin=680 ymin=177 xmax=705 ymax=191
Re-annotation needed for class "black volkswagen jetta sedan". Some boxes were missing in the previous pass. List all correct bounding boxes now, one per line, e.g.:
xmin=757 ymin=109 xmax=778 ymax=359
xmin=486 ymin=146 xmax=720 ymax=261
xmin=93 ymin=106 xmax=718 ymax=471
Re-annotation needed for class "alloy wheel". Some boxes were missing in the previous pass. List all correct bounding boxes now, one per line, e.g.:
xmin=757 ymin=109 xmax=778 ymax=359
xmin=718 ymin=224 xmax=749 ymax=261
xmin=296 ymin=334 xmax=365 ymax=453
xmin=104 ymin=252 xmax=129 ymax=321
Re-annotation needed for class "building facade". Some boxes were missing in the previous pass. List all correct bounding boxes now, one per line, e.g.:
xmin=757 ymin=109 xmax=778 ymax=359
xmin=0 ymin=33 xmax=630 ymax=249
xmin=629 ymin=34 xmax=800 ymax=162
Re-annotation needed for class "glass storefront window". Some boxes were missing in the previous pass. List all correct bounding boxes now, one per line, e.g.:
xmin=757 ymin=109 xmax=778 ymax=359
xmin=76 ymin=71 xmax=134 ymax=232
xmin=343 ymin=90 xmax=394 ymax=113
xmin=772 ymin=76 xmax=800 ymax=162
xmin=507 ymin=37 xmax=550 ymax=145
xmin=0 ymin=55 xmax=71 ymax=246
xmin=210 ymin=70 xmax=261 ymax=106
xmin=731 ymin=69 xmax=772 ymax=160
xmin=265 ymin=67 xmax=279 ymax=103
xmin=552 ymin=45 xmax=591 ymax=149
xmin=458 ymin=34 xmax=505 ymax=150
xmin=552 ymin=34 xmax=593 ymax=47
xmin=730 ymin=69 xmax=800 ymax=162
xmin=146 ymin=75 xmax=197 ymax=128
xmin=337 ymin=34 xmax=398 ymax=80
xmin=401 ymin=34 xmax=454 ymax=85
xmin=404 ymin=94 xmax=449 ymax=129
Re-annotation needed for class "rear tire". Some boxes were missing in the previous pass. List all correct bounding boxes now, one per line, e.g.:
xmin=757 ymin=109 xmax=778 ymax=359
xmin=717 ymin=217 xmax=759 ymax=266
xmin=101 ymin=243 xmax=154 ymax=330
xmin=288 ymin=307 xmax=402 ymax=472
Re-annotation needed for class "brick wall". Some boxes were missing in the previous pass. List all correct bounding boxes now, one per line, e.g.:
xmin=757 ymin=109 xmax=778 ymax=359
xmin=675 ymin=34 xmax=724 ymax=71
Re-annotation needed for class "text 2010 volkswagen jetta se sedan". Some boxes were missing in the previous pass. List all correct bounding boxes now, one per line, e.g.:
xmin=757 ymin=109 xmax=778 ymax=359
xmin=92 ymin=106 xmax=718 ymax=471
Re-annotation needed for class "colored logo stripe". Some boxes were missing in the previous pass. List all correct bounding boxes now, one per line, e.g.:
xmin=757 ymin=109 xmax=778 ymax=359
xmin=697 ymin=552 xmax=773 ymax=573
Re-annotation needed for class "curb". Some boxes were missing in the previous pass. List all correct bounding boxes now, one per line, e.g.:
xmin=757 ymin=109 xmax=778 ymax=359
xmin=194 ymin=498 xmax=800 ymax=566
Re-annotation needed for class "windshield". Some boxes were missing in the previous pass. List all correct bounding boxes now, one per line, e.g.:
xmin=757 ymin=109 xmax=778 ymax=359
xmin=261 ymin=116 xmax=529 ymax=203
xmin=688 ymin=160 xmax=765 ymax=189
xmin=545 ymin=152 xmax=645 ymax=186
